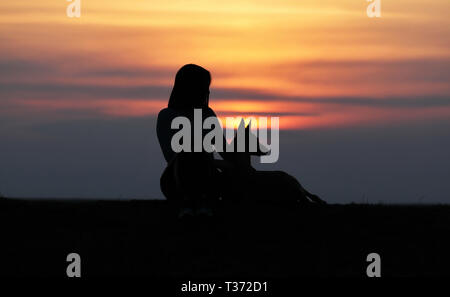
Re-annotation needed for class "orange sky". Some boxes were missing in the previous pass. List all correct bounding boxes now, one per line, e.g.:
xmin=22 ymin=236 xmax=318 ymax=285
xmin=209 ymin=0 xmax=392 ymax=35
xmin=1 ymin=0 xmax=449 ymax=129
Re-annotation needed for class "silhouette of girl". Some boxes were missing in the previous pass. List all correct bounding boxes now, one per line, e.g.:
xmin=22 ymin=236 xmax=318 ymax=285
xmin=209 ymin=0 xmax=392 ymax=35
xmin=157 ymin=64 xmax=325 ymax=216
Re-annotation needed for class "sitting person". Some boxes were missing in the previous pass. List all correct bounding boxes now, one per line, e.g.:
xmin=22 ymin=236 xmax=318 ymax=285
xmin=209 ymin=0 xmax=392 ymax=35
xmin=157 ymin=64 xmax=326 ymax=216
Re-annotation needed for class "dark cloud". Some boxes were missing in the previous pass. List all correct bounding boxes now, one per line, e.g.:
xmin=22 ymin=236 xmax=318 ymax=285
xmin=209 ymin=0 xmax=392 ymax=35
xmin=0 ymin=59 xmax=58 ymax=77
xmin=78 ymin=67 xmax=175 ymax=80
xmin=0 ymin=58 xmax=176 ymax=82
xmin=0 ymin=82 xmax=171 ymax=100
xmin=292 ymin=96 xmax=450 ymax=108
xmin=282 ymin=58 xmax=450 ymax=84
xmin=217 ymin=111 xmax=321 ymax=117
xmin=1 ymin=58 xmax=449 ymax=110
xmin=1 ymin=81 xmax=449 ymax=110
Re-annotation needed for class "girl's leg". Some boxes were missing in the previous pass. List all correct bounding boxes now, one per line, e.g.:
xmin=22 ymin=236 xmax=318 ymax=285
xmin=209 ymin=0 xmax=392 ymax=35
xmin=173 ymin=152 xmax=216 ymax=215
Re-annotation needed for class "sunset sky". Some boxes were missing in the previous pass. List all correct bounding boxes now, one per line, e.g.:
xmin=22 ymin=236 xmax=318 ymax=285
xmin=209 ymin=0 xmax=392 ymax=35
xmin=1 ymin=1 xmax=449 ymax=202
xmin=2 ymin=0 xmax=449 ymax=128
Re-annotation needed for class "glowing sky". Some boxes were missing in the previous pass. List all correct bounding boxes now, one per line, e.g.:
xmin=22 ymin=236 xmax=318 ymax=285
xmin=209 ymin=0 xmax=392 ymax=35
xmin=1 ymin=0 xmax=450 ymax=129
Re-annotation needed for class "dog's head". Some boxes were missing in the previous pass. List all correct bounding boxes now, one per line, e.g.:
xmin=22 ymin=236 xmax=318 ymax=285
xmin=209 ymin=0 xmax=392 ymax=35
xmin=228 ymin=119 xmax=270 ymax=156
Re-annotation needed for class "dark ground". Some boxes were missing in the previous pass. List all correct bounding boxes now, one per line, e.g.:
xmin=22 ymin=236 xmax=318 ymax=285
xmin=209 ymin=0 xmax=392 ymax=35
xmin=0 ymin=198 xmax=449 ymax=279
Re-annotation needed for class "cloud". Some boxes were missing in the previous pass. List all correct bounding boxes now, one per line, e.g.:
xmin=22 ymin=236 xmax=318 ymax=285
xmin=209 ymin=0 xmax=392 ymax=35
xmin=281 ymin=58 xmax=450 ymax=84
xmin=0 ymin=82 xmax=171 ymax=101
xmin=1 ymin=57 xmax=449 ymax=131
xmin=0 ymin=59 xmax=58 ymax=77
xmin=2 ymin=80 xmax=449 ymax=109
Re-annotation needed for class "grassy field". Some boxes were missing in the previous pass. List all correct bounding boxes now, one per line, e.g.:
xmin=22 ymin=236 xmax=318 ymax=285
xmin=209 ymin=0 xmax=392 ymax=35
xmin=0 ymin=198 xmax=449 ymax=278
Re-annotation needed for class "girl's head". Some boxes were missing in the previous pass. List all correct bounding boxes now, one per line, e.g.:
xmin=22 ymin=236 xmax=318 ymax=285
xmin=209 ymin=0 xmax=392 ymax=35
xmin=168 ymin=64 xmax=211 ymax=110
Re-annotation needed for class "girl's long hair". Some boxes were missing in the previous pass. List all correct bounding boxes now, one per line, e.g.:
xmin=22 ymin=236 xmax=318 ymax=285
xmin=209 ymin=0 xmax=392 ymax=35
xmin=168 ymin=64 xmax=211 ymax=110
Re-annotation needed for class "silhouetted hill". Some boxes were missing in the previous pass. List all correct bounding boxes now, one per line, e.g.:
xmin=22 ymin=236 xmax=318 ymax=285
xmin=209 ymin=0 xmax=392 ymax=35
xmin=0 ymin=198 xmax=449 ymax=279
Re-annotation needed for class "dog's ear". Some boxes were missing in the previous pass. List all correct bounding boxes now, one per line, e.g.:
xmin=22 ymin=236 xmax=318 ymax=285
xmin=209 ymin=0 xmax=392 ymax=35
xmin=239 ymin=118 xmax=246 ymax=132
xmin=244 ymin=119 xmax=251 ymax=131
xmin=230 ymin=119 xmax=270 ymax=155
xmin=231 ymin=119 xmax=246 ymax=150
xmin=246 ymin=120 xmax=270 ymax=156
